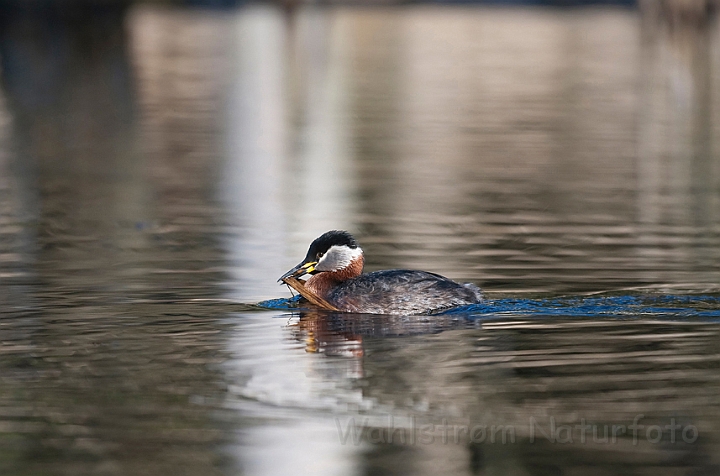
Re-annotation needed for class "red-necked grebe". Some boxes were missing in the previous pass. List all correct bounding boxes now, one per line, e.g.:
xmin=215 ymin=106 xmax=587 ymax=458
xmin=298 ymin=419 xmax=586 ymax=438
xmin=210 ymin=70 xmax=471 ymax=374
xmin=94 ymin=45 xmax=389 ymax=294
xmin=279 ymin=230 xmax=482 ymax=315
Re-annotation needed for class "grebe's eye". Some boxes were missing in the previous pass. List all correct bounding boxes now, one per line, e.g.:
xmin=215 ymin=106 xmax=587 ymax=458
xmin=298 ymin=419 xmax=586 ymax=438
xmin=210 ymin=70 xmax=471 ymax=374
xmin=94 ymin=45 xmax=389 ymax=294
xmin=316 ymin=252 xmax=324 ymax=260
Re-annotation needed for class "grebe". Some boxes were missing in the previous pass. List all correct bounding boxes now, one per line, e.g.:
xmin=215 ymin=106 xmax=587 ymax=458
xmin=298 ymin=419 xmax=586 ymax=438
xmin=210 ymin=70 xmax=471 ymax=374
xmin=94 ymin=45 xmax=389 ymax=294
xmin=279 ymin=230 xmax=482 ymax=315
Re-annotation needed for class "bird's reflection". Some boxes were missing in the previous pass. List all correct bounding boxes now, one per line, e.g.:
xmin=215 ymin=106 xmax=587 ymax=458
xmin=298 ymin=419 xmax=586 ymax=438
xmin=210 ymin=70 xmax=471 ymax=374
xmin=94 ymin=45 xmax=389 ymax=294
xmin=286 ymin=310 xmax=474 ymax=357
xmin=288 ymin=310 xmax=364 ymax=357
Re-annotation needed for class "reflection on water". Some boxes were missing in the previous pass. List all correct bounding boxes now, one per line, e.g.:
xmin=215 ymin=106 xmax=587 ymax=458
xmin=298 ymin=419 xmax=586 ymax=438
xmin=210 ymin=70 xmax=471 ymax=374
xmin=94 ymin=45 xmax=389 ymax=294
xmin=1 ymin=3 xmax=720 ymax=476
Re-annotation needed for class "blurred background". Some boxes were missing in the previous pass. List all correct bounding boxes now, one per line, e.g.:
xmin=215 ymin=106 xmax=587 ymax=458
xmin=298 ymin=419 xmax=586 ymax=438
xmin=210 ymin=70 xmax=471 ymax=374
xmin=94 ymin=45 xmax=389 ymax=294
xmin=2 ymin=0 xmax=720 ymax=475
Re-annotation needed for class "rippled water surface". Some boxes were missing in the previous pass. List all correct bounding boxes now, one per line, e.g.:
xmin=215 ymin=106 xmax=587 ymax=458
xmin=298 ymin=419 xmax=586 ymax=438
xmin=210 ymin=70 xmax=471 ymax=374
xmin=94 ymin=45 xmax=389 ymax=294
xmin=2 ymin=4 xmax=720 ymax=476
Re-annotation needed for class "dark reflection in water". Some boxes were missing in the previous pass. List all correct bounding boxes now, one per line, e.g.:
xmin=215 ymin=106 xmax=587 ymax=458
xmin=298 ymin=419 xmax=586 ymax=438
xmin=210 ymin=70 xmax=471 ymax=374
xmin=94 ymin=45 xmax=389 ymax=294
xmin=1 ymin=3 xmax=720 ymax=476
xmin=0 ymin=4 xmax=233 ymax=476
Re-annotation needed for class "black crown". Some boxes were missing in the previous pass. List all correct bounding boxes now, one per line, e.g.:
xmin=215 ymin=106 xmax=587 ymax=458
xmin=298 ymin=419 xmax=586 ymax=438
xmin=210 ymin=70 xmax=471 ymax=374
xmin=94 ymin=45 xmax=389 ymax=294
xmin=305 ymin=230 xmax=359 ymax=260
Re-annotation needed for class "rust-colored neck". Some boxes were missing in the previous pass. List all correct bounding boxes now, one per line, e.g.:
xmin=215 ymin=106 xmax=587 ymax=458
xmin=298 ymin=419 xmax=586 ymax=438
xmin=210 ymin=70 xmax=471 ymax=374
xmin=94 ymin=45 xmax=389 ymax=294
xmin=305 ymin=255 xmax=364 ymax=299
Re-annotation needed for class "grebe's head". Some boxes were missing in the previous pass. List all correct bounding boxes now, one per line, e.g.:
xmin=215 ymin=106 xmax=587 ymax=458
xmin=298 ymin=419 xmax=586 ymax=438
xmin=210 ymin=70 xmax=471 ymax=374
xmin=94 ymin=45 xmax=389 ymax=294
xmin=280 ymin=230 xmax=364 ymax=281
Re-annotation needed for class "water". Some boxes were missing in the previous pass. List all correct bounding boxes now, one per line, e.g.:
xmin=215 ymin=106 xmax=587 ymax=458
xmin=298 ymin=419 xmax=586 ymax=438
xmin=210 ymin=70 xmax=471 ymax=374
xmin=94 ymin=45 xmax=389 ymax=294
xmin=1 ymin=4 xmax=720 ymax=476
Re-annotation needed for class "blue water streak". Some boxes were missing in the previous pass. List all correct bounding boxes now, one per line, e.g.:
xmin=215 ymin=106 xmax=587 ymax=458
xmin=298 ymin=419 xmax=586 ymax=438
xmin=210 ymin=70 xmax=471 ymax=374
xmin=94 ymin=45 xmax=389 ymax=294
xmin=443 ymin=295 xmax=720 ymax=319
xmin=258 ymin=294 xmax=720 ymax=319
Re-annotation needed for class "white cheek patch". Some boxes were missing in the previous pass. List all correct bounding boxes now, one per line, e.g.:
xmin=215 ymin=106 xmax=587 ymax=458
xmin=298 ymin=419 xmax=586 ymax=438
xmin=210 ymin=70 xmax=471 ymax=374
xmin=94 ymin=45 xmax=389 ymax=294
xmin=316 ymin=246 xmax=363 ymax=272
